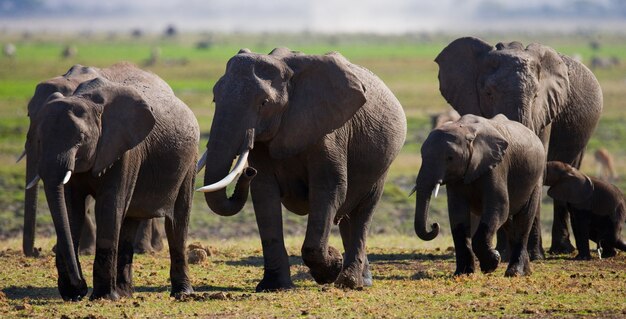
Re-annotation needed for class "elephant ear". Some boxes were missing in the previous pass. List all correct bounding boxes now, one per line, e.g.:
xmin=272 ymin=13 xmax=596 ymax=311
xmin=435 ymin=37 xmax=493 ymax=116
xmin=88 ymin=81 xmax=155 ymax=176
xmin=525 ymin=43 xmax=570 ymax=130
xmin=547 ymin=172 xmax=594 ymax=205
xmin=268 ymin=52 xmax=366 ymax=159
xmin=463 ymin=118 xmax=509 ymax=184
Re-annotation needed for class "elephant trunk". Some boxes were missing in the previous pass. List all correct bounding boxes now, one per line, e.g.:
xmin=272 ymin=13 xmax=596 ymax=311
xmin=414 ymin=169 xmax=441 ymax=241
xmin=43 ymin=176 xmax=82 ymax=287
xmin=23 ymin=148 xmax=39 ymax=257
xmin=201 ymin=128 xmax=256 ymax=216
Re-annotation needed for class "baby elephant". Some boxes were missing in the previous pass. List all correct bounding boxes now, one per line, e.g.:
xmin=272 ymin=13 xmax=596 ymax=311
xmin=414 ymin=114 xmax=545 ymax=276
xmin=545 ymin=161 xmax=626 ymax=259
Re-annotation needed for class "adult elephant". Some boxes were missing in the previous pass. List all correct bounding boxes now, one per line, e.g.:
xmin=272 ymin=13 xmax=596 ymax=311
xmin=27 ymin=62 xmax=198 ymax=301
xmin=435 ymin=37 xmax=603 ymax=255
xmin=22 ymin=65 xmax=164 ymax=257
xmin=22 ymin=64 xmax=99 ymax=257
xmin=197 ymin=48 xmax=406 ymax=291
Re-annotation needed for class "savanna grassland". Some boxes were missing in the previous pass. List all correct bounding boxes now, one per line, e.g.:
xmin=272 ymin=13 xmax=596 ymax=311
xmin=1 ymin=32 xmax=626 ymax=318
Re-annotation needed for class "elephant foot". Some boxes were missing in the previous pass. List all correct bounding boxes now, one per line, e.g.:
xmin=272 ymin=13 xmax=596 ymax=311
xmin=303 ymin=246 xmax=343 ymax=285
xmin=504 ymin=253 xmax=531 ymax=277
xmin=78 ymin=247 xmax=95 ymax=256
xmin=151 ymin=240 xmax=164 ymax=253
xmin=133 ymin=242 xmax=153 ymax=255
xmin=476 ymin=249 xmax=500 ymax=274
xmin=453 ymin=261 xmax=475 ymax=276
xmin=255 ymin=269 xmax=295 ymax=292
xmin=170 ymin=282 xmax=194 ymax=299
xmin=362 ymin=263 xmax=373 ymax=287
xmin=574 ymin=253 xmax=592 ymax=261
xmin=528 ymin=248 xmax=545 ymax=261
xmin=58 ymin=278 xmax=88 ymax=302
xmin=90 ymin=289 xmax=120 ymax=301
xmin=116 ymin=282 xmax=134 ymax=298
xmin=600 ymin=247 xmax=617 ymax=258
xmin=335 ymin=264 xmax=365 ymax=289
xmin=548 ymin=241 xmax=575 ymax=255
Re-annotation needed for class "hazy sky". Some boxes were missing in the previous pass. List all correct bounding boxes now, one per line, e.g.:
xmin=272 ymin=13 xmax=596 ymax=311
xmin=2 ymin=0 xmax=625 ymax=33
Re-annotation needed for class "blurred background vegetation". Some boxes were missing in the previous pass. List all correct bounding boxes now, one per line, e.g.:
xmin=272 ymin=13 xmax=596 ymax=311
xmin=1 ymin=29 xmax=625 ymax=244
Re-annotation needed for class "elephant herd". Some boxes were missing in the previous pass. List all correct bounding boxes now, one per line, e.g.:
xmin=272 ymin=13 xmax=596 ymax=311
xmin=19 ymin=36 xmax=625 ymax=301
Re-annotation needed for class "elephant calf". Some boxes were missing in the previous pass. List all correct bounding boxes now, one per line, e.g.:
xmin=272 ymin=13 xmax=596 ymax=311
xmin=414 ymin=114 xmax=545 ymax=277
xmin=545 ymin=161 xmax=626 ymax=259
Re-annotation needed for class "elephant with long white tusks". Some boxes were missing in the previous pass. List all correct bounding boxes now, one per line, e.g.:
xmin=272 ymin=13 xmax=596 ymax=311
xmin=199 ymin=47 xmax=406 ymax=291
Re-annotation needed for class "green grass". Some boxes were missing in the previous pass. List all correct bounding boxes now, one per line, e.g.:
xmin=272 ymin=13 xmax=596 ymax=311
xmin=1 ymin=236 xmax=625 ymax=318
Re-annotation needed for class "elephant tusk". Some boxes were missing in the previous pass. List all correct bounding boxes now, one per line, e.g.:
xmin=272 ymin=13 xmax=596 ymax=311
xmin=433 ymin=183 xmax=440 ymax=198
xmin=62 ymin=170 xmax=72 ymax=185
xmin=26 ymin=175 xmax=40 ymax=189
xmin=408 ymin=185 xmax=417 ymax=197
xmin=196 ymin=149 xmax=208 ymax=174
xmin=16 ymin=150 xmax=26 ymax=163
xmin=196 ymin=148 xmax=249 ymax=193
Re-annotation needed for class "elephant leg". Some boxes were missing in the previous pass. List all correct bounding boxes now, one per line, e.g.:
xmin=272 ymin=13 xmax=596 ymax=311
xmin=495 ymin=225 xmax=510 ymax=262
xmin=251 ymin=171 xmax=293 ymax=292
xmin=448 ymin=190 xmax=474 ymax=275
xmin=133 ymin=219 xmax=153 ymax=254
xmin=505 ymin=186 xmax=541 ymax=277
xmin=23 ymin=182 xmax=38 ymax=257
xmin=570 ymin=209 xmax=592 ymax=260
xmin=549 ymin=201 xmax=576 ymax=254
xmin=165 ymin=170 xmax=194 ymax=298
xmin=116 ymin=218 xmax=140 ymax=297
xmin=57 ymin=188 xmax=89 ymax=301
xmin=301 ymin=164 xmax=346 ymax=286
xmin=335 ymin=179 xmax=382 ymax=289
xmin=472 ymin=191 xmax=507 ymax=274
xmin=338 ymin=216 xmax=372 ymax=288
xmin=78 ymin=198 xmax=96 ymax=255
xmin=150 ymin=218 xmax=165 ymax=252
xmin=91 ymin=198 xmax=124 ymax=301
xmin=527 ymin=210 xmax=545 ymax=261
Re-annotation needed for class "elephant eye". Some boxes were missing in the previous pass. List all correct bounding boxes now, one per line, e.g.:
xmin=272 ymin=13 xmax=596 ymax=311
xmin=446 ymin=156 xmax=453 ymax=161
xmin=261 ymin=98 xmax=269 ymax=106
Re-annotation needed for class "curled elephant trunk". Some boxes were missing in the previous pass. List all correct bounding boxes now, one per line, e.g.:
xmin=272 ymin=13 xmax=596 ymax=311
xmin=201 ymin=128 xmax=257 ymax=216
xmin=414 ymin=172 xmax=441 ymax=241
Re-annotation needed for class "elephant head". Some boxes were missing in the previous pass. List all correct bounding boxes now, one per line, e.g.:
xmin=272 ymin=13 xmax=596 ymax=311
xmin=414 ymin=115 xmax=508 ymax=240
xmin=544 ymin=161 xmax=593 ymax=207
xmin=22 ymin=65 xmax=99 ymax=257
xmin=435 ymin=37 xmax=570 ymax=133
xmin=28 ymin=77 xmax=155 ymax=287
xmin=198 ymin=48 xmax=366 ymax=216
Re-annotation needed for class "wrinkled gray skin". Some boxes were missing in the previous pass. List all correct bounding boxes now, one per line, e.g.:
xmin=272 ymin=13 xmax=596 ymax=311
xmin=201 ymin=48 xmax=406 ymax=291
xmin=23 ymin=66 xmax=164 ymax=257
xmin=436 ymin=37 xmax=603 ymax=256
xmin=30 ymin=63 xmax=198 ymax=301
xmin=545 ymin=161 xmax=626 ymax=260
xmin=414 ymin=114 xmax=544 ymax=277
